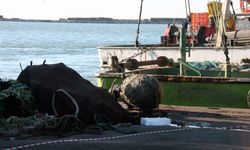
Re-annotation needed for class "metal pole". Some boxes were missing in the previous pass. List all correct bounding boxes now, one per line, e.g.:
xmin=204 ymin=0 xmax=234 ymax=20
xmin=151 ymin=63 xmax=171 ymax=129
xmin=187 ymin=0 xmax=191 ymax=16
xmin=185 ymin=0 xmax=194 ymax=47
xmin=179 ymin=27 xmax=187 ymax=76
xmin=135 ymin=0 xmax=144 ymax=47
xmin=185 ymin=0 xmax=188 ymax=17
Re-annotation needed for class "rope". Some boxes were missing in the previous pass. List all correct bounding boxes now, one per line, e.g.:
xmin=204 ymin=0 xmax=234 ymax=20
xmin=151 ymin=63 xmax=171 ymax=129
xmin=4 ymin=128 xmax=193 ymax=150
xmin=0 ymin=92 xmax=8 ymax=98
xmin=135 ymin=0 xmax=144 ymax=47
xmin=230 ymin=1 xmax=237 ymax=20
xmin=0 ymin=114 xmax=87 ymax=139
xmin=109 ymin=79 xmax=117 ymax=94
xmin=52 ymin=89 xmax=79 ymax=117
xmin=119 ymin=45 xmax=158 ymax=63
xmin=38 ymin=115 xmax=85 ymax=132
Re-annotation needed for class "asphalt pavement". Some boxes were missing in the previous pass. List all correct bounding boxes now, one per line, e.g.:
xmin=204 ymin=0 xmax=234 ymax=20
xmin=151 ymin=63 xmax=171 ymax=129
xmin=1 ymin=125 xmax=250 ymax=150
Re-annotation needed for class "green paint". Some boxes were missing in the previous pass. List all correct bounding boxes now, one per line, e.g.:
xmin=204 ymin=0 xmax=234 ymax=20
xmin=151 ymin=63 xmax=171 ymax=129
xmin=97 ymin=77 xmax=250 ymax=109
xmin=161 ymin=82 xmax=250 ymax=108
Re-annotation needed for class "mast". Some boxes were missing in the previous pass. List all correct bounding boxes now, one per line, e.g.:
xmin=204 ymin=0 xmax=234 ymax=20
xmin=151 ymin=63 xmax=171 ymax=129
xmin=215 ymin=0 xmax=231 ymax=77
xmin=185 ymin=0 xmax=194 ymax=46
xmin=215 ymin=0 xmax=231 ymax=47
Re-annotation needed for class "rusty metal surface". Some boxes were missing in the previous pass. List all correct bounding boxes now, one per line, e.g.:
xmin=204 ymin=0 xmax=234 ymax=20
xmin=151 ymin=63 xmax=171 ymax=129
xmin=97 ymin=72 xmax=250 ymax=84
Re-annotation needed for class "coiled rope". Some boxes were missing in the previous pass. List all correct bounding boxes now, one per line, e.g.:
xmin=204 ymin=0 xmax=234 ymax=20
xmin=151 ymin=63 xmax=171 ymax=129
xmin=52 ymin=89 xmax=79 ymax=117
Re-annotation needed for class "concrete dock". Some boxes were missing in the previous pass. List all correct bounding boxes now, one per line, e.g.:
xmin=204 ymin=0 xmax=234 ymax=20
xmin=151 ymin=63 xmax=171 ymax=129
xmin=1 ymin=105 xmax=250 ymax=150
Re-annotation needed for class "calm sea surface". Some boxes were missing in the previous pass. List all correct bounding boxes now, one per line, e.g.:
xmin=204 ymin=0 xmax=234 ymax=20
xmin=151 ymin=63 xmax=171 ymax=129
xmin=0 ymin=21 xmax=166 ymax=84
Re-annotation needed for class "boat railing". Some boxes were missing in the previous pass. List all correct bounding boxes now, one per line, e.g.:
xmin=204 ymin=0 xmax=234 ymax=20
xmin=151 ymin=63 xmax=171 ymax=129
xmin=178 ymin=59 xmax=202 ymax=77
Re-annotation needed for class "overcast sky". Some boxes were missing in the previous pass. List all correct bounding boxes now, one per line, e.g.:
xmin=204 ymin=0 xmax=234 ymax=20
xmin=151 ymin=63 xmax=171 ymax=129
xmin=0 ymin=0 xmax=242 ymax=20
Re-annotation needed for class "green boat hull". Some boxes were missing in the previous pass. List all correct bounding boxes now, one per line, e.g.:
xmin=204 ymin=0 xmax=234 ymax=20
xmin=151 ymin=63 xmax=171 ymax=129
xmin=97 ymin=75 xmax=250 ymax=109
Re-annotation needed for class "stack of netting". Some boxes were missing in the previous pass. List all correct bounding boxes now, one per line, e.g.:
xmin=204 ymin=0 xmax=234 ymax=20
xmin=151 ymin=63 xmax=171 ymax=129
xmin=188 ymin=61 xmax=220 ymax=70
xmin=0 ymin=80 xmax=36 ymax=118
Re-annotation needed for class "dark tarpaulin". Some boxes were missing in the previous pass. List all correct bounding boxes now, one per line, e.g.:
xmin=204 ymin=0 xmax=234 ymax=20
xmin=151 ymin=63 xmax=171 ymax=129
xmin=17 ymin=63 xmax=133 ymax=124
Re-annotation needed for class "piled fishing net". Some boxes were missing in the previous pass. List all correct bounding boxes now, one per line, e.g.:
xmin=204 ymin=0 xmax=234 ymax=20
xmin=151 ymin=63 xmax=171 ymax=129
xmin=187 ymin=61 xmax=221 ymax=70
xmin=0 ymin=80 xmax=37 ymax=118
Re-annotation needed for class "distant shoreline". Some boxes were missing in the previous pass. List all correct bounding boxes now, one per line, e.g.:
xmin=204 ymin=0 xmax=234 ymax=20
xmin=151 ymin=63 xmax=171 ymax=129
xmin=0 ymin=17 xmax=186 ymax=24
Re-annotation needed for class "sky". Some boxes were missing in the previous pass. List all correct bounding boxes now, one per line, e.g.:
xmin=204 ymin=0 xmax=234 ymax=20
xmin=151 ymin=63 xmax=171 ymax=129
xmin=0 ymin=0 xmax=242 ymax=20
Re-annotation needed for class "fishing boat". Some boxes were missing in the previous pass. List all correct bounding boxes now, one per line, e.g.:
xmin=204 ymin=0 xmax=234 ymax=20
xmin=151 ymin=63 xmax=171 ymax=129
xmin=96 ymin=0 xmax=250 ymax=109
xmin=98 ymin=0 xmax=250 ymax=65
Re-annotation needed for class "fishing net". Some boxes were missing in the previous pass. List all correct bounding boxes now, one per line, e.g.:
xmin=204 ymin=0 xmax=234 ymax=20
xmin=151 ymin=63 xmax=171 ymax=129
xmin=0 ymin=63 xmax=135 ymax=139
xmin=187 ymin=61 xmax=221 ymax=70
xmin=0 ymin=80 xmax=37 ymax=118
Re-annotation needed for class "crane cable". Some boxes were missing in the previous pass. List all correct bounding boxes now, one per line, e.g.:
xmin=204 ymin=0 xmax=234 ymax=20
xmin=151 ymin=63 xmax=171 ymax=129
xmin=135 ymin=0 xmax=144 ymax=47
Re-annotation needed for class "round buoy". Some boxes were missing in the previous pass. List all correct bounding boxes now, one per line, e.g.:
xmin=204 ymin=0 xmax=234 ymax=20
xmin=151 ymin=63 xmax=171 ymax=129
xmin=120 ymin=74 xmax=162 ymax=112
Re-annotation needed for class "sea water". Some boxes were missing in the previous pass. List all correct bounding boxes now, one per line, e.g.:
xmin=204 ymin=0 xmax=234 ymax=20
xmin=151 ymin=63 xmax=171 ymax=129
xmin=0 ymin=21 xmax=166 ymax=85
